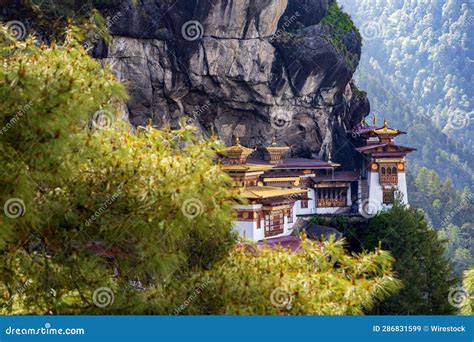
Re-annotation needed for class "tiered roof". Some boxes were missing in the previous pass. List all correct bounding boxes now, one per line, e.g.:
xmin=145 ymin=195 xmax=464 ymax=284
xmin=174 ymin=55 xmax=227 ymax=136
xmin=353 ymin=118 xmax=416 ymax=157
xmin=353 ymin=118 xmax=406 ymax=138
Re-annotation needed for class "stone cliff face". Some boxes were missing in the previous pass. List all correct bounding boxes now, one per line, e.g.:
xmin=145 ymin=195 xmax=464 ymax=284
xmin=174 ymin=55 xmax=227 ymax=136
xmin=94 ymin=0 xmax=369 ymax=167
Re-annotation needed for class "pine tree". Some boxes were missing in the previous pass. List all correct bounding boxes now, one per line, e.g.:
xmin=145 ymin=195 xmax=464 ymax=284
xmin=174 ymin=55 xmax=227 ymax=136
xmin=460 ymin=268 xmax=473 ymax=315
xmin=0 ymin=28 xmax=237 ymax=314
xmin=362 ymin=201 xmax=457 ymax=314
xmin=167 ymin=237 xmax=401 ymax=315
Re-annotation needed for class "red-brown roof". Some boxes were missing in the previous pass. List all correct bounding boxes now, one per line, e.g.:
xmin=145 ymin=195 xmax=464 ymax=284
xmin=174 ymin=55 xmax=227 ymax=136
xmin=311 ymin=171 xmax=360 ymax=182
xmin=257 ymin=235 xmax=301 ymax=252
xmin=355 ymin=143 xmax=416 ymax=154
xmin=273 ymin=158 xmax=334 ymax=169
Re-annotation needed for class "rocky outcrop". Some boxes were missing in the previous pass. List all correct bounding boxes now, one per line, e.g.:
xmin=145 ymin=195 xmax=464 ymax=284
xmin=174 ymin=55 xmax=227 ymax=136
xmin=95 ymin=0 xmax=369 ymax=167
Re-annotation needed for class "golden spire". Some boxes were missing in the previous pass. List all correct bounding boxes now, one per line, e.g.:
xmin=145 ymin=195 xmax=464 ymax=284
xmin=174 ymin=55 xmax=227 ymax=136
xmin=271 ymin=133 xmax=277 ymax=145
xmin=235 ymin=135 xmax=241 ymax=145
xmin=373 ymin=115 xmax=376 ymax=126
xmin=383 ymin=118 xmax=388 ymax=127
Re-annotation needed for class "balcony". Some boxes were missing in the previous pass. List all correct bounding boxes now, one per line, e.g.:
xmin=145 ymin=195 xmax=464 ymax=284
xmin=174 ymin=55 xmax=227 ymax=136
xmin=380 ymin=174 xmax=398 ymax=184
xmin=316 ymin=198 xmax=347 ymax=208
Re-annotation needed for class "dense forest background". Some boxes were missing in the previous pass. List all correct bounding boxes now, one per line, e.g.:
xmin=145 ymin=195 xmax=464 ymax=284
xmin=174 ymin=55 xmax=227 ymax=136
xmin=339 ymin=0 xmax=473 ymax=278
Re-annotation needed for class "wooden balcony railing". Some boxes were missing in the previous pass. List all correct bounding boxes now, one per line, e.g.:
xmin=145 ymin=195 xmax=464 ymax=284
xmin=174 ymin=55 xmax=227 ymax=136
xmin=380 ymin=174 xmax=398 ymax=184
xmin=316 ymin=198 xmax=347 ymax=208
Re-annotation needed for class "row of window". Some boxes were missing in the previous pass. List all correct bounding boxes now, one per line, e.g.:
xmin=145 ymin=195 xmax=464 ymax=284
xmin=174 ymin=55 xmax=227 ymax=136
xmin=380 ymin=166 xmax=397 ymax=175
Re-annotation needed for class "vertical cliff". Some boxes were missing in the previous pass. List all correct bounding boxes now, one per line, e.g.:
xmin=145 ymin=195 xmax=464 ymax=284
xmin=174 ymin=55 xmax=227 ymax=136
xmin=2 ymin=0 xmax=370 ymax=167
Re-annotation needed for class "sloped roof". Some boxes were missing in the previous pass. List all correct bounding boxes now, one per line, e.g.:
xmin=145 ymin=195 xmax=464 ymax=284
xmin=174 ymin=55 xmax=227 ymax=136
xmin=311 ymin=171 xmax=360 ymax=182
xmin=292 ymin=218 xmax=343 ymax=241
xmin=239 ymin=186 xmax=307 ymax=199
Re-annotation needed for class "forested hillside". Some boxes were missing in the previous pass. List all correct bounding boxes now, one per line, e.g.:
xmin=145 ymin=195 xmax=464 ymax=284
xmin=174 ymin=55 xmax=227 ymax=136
xmin=339 ymin=0 xmax=473 ymax=277
xmin=340 ymin=0 xmax=473 ymax=144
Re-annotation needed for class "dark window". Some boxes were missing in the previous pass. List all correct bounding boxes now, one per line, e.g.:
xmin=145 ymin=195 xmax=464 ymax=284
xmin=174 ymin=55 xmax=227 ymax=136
xmin=301 ymin=200 xmax=308 ymax=208
xmin=264 ymin=215 xmax=270 ymax=231
xmin=383 ymin=190 xmax=395 ymax=204
xmin=287 ymin=208 xmax=293 ymax=223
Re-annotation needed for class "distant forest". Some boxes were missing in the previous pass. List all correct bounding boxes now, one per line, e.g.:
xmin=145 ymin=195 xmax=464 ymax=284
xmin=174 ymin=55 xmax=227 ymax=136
xmin=340 ymin=0 xmax=473 ymax=278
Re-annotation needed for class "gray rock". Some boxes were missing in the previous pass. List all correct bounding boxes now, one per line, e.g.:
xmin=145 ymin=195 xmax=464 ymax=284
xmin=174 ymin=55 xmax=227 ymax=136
xmin=96 ymin=0 xmax=369 ymax=169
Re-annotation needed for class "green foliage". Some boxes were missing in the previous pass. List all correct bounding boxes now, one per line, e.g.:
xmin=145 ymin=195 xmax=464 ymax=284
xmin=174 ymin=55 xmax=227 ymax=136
xmin=169 ymin=238 xmax=401 ymax=315
xmin=411 ymin=166 xmax=473 ymax=278
xmin=0 ymin=29 xmax=237 ymax=314
xmin=363 ymin=202 xmax=457 ymax=314
xmin=6 ymin=1 xmax=117 ymax=45
xmin=460 ymin=268 xmax=474 ymax=315
xmin=321 ymin=1 xmax=357 ymax=35
xmin=319 ymin=2 xmax=360 ymax=71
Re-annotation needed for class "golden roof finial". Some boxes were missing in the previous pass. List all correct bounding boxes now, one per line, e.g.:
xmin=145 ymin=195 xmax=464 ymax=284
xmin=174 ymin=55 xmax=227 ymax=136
xmin=373 ymin=115 xmax=376 ymax=126
xmin=383 ymin=118 xmax=388 ymax=127
xmin=235 ymin=135 xmax=241 ymax=145
xmin=271 ymin=133 xmax=277 ymax=145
